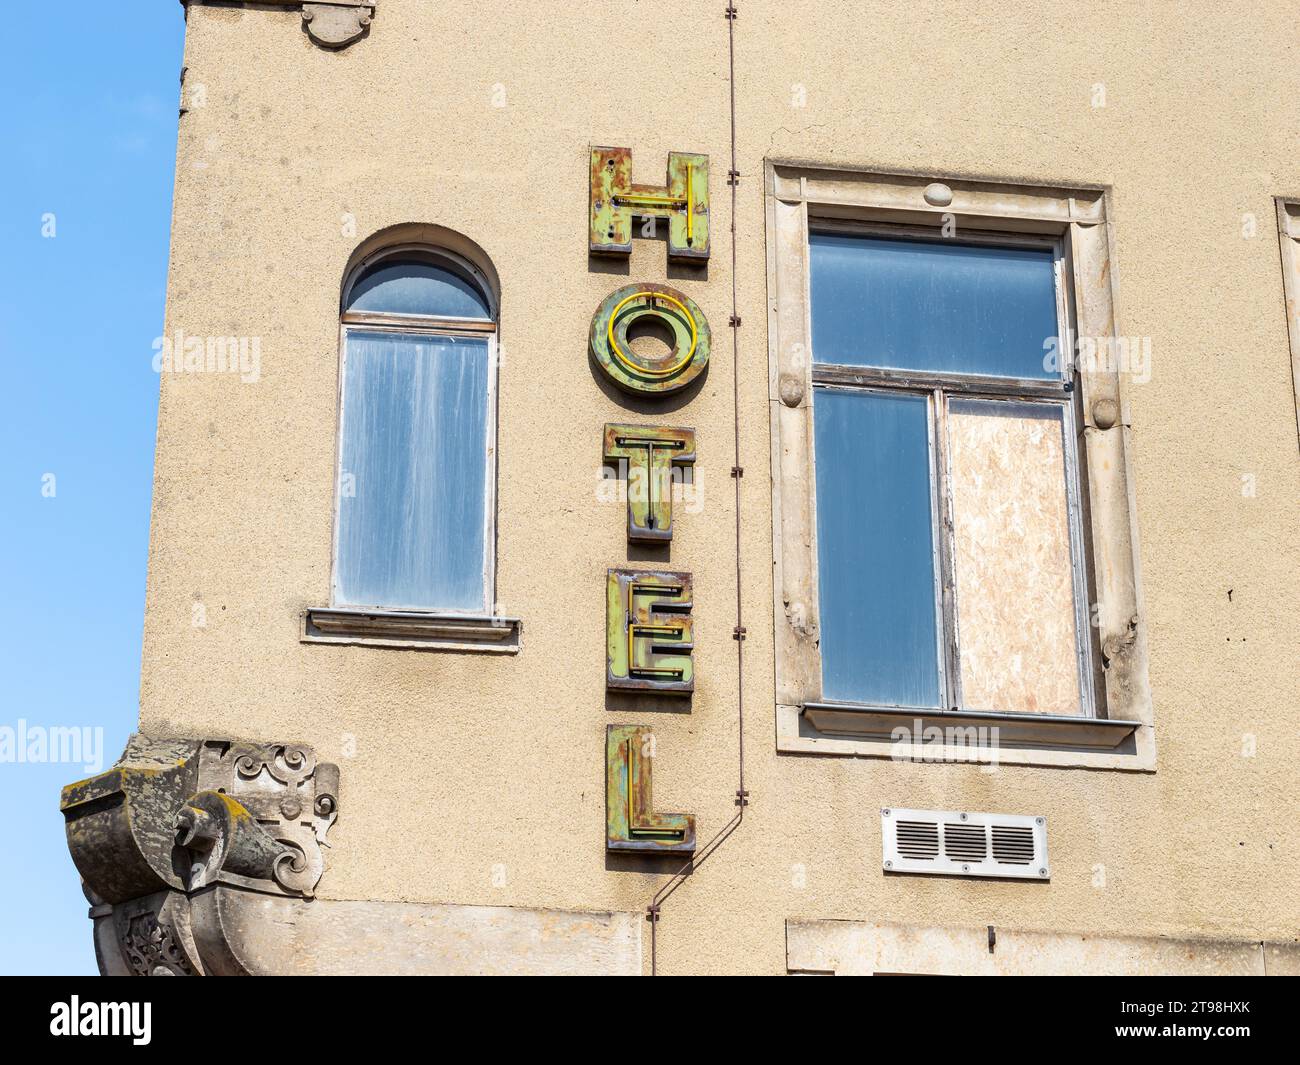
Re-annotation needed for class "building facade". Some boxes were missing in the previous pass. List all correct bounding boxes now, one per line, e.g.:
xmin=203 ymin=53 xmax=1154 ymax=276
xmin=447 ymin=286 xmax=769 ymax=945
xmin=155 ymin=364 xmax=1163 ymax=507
xmin=61 ymin=0 xmax=1299 ymax=975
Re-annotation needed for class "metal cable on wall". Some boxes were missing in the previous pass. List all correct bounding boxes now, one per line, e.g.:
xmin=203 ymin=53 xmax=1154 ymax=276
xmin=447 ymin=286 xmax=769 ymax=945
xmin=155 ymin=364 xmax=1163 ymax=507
xmin=646 ymin=2 xmax=748 ymax=977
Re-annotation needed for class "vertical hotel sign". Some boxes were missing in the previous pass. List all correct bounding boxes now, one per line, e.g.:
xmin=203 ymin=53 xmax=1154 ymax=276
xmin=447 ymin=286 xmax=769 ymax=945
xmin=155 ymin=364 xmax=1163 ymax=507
xmin=590 ymin=146 xmax=710 ymax=853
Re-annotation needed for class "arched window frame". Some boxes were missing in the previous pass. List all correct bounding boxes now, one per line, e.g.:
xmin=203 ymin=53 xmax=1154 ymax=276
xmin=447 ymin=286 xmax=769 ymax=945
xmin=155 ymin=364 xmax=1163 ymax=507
xmin=331 ymin=244 xmax=500 ymax=618
xmin=339 ymin=243 xmax=499 ymax=329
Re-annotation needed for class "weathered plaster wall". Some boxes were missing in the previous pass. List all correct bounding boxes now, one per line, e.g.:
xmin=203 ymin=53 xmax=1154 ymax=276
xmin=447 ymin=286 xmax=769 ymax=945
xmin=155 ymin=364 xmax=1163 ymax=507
xmin=142 ymin=1 xmax=1300 ymax=974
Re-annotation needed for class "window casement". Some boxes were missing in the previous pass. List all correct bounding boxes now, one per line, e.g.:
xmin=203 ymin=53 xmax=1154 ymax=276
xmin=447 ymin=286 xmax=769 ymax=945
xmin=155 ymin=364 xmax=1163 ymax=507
xmin=302 ymin=242 xmax=520 ymax=652
xmin=766 ymin=166 xmax=1153 ymax=769
xmin=1275 ymin=199 xmax=1300 ymax=443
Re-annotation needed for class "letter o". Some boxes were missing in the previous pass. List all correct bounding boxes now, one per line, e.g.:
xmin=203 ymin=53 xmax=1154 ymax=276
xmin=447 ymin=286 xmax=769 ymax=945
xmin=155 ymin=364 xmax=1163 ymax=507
xmin=589 ymin=283 xmax=711 ymax=395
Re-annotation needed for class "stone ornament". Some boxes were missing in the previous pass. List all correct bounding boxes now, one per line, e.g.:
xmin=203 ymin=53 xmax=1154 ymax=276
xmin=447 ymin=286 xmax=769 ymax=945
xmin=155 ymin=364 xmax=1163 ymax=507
xmin=300 ymin=3 xmax=375 ymax=49
xmin=923 ymin=181 xmax=953 ymax=206
xmin=1091 ymin=397 xmax=1119 ymax=430
xmin=193 ymin=740 xmax=340 ymax=897
xmin=61 ymin=735 xmax=340 ymax=975
xmin=194 ymin=2 xmax=376 ymax=51
xmin=122 ymin=904 xmax=195 ymax=978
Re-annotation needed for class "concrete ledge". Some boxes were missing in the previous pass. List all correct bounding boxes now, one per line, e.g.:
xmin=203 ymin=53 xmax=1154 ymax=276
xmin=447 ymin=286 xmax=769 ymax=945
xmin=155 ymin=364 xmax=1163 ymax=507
xmin=802 ymin=703 xmax=1141 ymax=751
xmin=302 ymin=606 xmax=522 ymax=653
xmin=786 ymin=918 xmax=1300 ymax=976
xmin=777 ymin=703 xmax=1156 ymax=771
xmin=194 ymin=889 xmax=642 ymax=976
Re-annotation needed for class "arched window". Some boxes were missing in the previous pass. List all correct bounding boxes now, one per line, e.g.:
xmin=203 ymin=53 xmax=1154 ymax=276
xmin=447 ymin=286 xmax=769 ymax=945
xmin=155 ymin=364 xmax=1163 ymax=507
xmin=333 ymin=247 xmax=497 ymax=613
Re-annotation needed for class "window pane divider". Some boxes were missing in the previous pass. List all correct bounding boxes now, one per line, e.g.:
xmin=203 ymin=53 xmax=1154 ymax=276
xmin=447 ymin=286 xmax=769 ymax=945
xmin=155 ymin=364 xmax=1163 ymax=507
xmin=931 ymin=387 xmax=962 ymax=711
xmin=341 ymin=310 xmax=497 ymax=334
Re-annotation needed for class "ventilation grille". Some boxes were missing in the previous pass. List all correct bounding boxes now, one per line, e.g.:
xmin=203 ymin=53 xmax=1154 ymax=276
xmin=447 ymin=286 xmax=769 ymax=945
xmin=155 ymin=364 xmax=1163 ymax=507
xmin=882 ymin=808 xmax=1048 ymax=880
xmin=895 ymin=820 xmax=939 ymax=860
xmin=992 ymin=825 xmax=1036 ymax=865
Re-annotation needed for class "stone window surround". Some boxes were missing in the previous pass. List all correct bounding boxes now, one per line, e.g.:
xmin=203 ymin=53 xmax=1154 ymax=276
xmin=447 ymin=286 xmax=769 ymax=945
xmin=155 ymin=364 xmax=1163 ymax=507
xmin=764 ymin=162 xmax=1154 ymax=771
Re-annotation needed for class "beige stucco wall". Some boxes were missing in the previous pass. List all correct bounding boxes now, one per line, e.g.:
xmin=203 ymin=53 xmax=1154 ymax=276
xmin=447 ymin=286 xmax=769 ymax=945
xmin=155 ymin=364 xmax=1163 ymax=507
xmin=141 ymin=1 xmax=1300 ymax=974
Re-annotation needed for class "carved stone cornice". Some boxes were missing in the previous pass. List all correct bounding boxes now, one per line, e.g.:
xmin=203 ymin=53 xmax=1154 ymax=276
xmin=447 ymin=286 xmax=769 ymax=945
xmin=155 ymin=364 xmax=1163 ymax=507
xmin=181 ymin=2 xmax=376 ymax=51
xmin=61 ymin=735 xmax=341 ymax=976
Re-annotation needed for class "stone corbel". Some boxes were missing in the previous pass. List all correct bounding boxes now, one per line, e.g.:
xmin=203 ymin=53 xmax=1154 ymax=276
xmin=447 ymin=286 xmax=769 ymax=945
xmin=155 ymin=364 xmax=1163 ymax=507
xmin=62 ymin=735 xmax=340 ymax=976
xmin=300 ymin=2 xmax=375 ymax=48
xmin=182 ymin=2 xmax=376 ymax=51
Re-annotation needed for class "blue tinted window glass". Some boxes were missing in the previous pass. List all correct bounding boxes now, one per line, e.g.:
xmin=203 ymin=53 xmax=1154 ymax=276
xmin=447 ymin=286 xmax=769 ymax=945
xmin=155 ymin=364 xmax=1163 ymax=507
xmin=346 ymin=258 xmax=492 ymax=319
xmin=813 ymin=388 xmax=942 ymax=707
xmin=809 ymin=232 xmax=1059 ymax=379
xmin=335 ymin=331 xmax=490 ymax=611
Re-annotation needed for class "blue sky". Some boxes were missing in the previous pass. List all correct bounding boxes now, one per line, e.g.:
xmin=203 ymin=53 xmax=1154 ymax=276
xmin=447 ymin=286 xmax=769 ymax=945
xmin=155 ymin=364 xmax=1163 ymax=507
xmin=0 ymin=6 xmax=185 ymax=973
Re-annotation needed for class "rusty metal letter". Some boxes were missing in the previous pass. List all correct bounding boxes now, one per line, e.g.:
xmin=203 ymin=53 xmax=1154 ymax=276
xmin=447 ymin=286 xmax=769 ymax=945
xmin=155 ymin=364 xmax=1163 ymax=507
xmin=590 ymin=147 xmax=710 ymax=263
xmin=603 ymin=424 xmax=696 ymax=542
xmin=606 ymin=569 xmax=694 ymax=695
xmin=606 ymin=725 xmax=696 ymax=853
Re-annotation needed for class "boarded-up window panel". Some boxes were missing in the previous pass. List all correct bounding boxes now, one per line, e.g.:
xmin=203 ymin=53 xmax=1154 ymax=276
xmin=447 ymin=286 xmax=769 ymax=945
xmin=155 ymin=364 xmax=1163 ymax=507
xmin=947 ymin=400 xmax=1082 ymax=715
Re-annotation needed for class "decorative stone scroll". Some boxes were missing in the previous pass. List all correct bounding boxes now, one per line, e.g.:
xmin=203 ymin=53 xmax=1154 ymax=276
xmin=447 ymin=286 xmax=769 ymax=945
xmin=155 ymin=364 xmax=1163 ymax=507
xmin=191 ymin=740 xmax=340 ymax=898
xmin=61 ymin=735 xmax=341 ymax=975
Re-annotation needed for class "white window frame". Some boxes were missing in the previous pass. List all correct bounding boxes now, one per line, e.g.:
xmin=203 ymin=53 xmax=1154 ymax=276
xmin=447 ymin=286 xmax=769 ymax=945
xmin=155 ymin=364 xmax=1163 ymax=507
xmin=302 ymin=243 xmax=520 ymax=653
xmin=766 ymin=164 xmax=1154 ymax=770
xmin=807 ymin=220 xmax=1095 ymax=717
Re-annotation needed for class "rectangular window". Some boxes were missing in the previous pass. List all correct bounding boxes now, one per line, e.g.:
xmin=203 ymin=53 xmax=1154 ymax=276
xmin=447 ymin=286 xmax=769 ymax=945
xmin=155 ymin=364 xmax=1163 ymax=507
xmin=808 ymin=229 xmax=1091 ymax=716
xmin=767 ymin=168 xmax=1153 ymax=767
xmin=333 ymin=330 xmax=493 ymax=613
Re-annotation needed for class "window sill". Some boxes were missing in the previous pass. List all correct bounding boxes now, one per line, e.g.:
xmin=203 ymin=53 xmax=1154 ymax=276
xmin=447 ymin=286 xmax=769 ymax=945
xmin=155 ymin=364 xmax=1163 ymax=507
xmin=301 ymin=607 xmax=521 ymax=653
xmin=778 ymin=703 xmax=1154 ymax=771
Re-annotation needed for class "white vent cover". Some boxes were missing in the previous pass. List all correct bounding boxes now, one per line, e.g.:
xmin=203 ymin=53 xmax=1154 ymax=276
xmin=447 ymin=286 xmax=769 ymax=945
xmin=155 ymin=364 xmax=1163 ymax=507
xmin=882 ymin=807 xmax=1048 ymax=880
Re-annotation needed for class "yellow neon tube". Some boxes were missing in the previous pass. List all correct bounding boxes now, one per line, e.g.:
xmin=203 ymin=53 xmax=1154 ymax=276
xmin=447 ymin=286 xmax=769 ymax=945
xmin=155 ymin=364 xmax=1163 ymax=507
xmin=607 ymin=291 xmax=698 ymax=379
